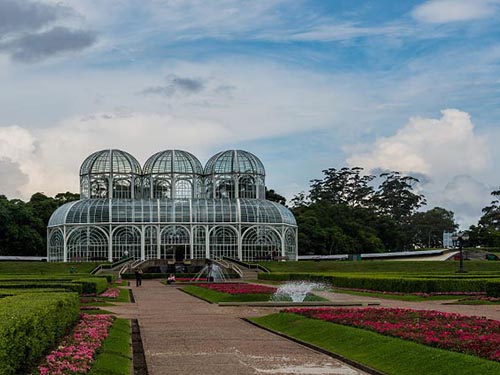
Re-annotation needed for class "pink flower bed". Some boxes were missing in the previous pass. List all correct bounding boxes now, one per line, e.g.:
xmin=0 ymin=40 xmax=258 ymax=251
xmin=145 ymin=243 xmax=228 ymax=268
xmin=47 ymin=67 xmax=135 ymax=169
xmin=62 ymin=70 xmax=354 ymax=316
xmin=37 ymin=313 xmax=114 ymax=374
xmin=285 ymin=307 xmax=500 ymax=362
xmin=99 ymin=288 xmax=120 ymax=298
xmin=197 ymin=283 xmax=277 ymax=295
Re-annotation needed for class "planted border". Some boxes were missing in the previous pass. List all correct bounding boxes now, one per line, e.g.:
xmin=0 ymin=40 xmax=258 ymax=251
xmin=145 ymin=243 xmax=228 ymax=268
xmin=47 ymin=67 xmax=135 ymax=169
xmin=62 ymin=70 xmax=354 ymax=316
xmin=259 ymin=273 xmax=494 ymax=293
xmin=0 ymin=292 xmax=80 ymax=375
xmin=251 ymin=313 xmax=500 ymax=375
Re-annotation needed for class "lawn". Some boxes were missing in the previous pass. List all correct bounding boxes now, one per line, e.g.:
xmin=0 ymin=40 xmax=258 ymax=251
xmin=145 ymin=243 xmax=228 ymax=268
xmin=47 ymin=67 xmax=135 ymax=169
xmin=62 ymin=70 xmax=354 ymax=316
xmin=183 ymin=285 xmax=275 ymax=303
xmin=251 ymin=313 xmax=500 ymax=375
xmin=257 ymin=260 xmax=500 ymax=274
xmin=89 ymin=318 xmax=132 ymax=375
xmin=333 ymin=289 xmax=465 ymax=301
xmin=0 ymin=261 xmax=101 ymax=274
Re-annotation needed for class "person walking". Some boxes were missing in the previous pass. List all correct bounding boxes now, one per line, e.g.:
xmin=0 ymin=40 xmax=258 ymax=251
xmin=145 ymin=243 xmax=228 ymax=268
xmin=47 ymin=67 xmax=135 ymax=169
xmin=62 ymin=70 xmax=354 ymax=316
xmin=134 ymin=268 xmax=143 ymax=287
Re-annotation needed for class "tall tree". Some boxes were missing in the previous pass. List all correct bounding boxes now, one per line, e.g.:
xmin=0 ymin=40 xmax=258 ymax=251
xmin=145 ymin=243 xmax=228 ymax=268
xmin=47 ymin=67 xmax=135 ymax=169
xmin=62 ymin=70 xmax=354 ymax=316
xmin=265 ymin=188 xmax=286 ymax=206
xmin=411 ymin=207 xmax=458 ymax=248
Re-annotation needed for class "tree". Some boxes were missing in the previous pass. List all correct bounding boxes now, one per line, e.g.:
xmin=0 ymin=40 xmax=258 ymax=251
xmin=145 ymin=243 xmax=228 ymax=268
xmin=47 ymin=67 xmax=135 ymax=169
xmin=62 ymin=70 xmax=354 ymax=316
xmin=265 ymin=188 xmax=286 ymax=206
xmin=309 ymin=167 xmax=375 ymax=207
xmin=469 ymin=188 xmax=500 ymax=247
xmin=411 ymin=207 xmax=458 ymax=248
xmin=374 ymin=172 xmax=426 ymax=222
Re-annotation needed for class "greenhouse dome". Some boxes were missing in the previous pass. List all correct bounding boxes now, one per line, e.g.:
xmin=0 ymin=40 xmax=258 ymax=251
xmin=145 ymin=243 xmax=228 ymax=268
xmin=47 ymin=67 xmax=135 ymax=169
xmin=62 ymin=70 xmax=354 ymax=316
xmin=80 ymin=149 xmax=142 ymax=199
xmin=48 ymin=149 xmax=297 ymax=263
xmin=142 ymin=150 xmax=203 ymax=199
xmin=204 ymin=150 xmax=266 ymax=199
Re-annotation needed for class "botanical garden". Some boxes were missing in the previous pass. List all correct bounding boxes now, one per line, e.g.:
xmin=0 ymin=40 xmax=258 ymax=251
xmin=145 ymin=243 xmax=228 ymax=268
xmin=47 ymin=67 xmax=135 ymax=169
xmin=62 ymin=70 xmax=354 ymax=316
xmin=1 ymin=151 xmax=500 ymax=374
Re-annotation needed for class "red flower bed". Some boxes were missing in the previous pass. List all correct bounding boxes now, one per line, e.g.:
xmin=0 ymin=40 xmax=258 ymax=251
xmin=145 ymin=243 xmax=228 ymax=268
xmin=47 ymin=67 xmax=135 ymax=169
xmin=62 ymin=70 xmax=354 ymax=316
xmin=197 ymin=283 xmax=277 ymax=295
xmin=285 ymin=307 xmax=500 ymax=362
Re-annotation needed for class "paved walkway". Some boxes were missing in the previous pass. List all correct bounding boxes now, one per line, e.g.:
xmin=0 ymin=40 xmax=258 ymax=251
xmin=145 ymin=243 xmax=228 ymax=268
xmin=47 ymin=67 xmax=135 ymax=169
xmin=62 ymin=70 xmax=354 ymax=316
xmin=108 ymin=280 xmax=367 ymax=375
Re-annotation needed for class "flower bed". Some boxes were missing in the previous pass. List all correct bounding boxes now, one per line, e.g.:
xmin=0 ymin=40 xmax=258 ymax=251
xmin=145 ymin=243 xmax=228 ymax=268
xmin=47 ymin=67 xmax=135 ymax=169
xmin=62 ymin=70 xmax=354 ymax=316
xmin=37 ymin=313 xmax=114 ymax=374
xmin=197 ymin=283 xmax=277 ymax=295
xmin=99 ymin=288 xmax=120 ymax=299
xmin=285 ymin=307 xmax=500 ymax=362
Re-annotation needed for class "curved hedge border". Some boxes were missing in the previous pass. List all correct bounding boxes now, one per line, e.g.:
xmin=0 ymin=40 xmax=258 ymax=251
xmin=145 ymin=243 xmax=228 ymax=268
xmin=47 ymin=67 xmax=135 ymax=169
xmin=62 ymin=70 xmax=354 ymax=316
xmin=0 ymin=292 xmax=79 ymax=374
xmin=258 ymin=273 xmax=497 ymax=293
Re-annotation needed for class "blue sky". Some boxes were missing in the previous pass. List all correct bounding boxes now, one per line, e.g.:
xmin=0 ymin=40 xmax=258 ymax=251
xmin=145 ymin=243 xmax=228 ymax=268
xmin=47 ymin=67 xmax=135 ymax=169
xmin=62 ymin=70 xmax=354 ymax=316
xmin=1 ymin=0 xmax=500 ymax=227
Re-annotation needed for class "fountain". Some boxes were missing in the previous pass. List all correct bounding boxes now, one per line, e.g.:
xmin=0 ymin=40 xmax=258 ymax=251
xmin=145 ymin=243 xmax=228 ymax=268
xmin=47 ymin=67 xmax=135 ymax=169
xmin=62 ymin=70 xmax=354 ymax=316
xmin=192 ymin=262 xmax=229 ymax=282
xmin=271 ymin=281 xmax=324 ymax=302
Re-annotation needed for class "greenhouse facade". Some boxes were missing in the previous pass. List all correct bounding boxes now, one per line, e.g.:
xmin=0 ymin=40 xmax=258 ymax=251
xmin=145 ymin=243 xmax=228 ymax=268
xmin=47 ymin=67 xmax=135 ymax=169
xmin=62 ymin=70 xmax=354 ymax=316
xmin=47 ymin=149 xmax=297 ymax=262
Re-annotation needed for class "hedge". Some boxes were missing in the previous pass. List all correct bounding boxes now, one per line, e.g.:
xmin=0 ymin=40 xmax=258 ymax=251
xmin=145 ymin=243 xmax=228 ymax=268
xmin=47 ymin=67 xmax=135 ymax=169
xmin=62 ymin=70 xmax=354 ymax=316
xmin=72 ymin=277 xmax=108 ymax=294
xmin=0 ymin=292 xmax=79 ymax=374
xmin=485 ymin=281 xmax=500 ymax=297
xmin=0 ymin=277 xmax=108 ymax=295
xmin=258 ymin=273 xmax=494 ymax=293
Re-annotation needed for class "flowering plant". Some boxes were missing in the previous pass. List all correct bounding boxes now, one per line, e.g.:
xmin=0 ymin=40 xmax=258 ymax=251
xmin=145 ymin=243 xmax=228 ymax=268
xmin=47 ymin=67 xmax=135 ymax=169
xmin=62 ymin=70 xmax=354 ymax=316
xmin=99 ymin=288 xmax=120 ymax=299
xmin=197 ymin=283 xmax=277 ymax=295
xmin=284 ymin=307 xmax=500 ymax=362
xmin=37 ymin=313 xmax=114 ymax=374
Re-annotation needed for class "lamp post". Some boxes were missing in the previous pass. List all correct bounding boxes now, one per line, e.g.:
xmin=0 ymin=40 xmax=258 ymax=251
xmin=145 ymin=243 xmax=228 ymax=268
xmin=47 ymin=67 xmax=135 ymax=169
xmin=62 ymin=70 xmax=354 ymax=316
xmin=451 ymin=232 xmax=469 ymax=273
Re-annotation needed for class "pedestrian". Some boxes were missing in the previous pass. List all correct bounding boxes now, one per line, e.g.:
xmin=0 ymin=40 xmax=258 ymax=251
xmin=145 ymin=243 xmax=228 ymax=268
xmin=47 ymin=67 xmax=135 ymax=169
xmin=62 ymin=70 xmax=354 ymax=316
xmin=134 ymin=268 xmax=143 ymax=287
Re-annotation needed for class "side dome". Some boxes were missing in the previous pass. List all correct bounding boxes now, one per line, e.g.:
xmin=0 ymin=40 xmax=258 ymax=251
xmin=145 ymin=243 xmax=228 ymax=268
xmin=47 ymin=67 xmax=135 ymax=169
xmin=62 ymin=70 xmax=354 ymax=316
xmin=79 ymin=149 xmax=142 ymax=199
xmin=143 ymin=150 xmax=203 ymax=199
xmin=204 ymin=150 xmax=265 ymax=176
xmin=80 ymin=149 xmax=142 ymax=176
xmin=204 ymin=150 xmax=266 ymax=199
xmin=143 ymin=150 xmax=203 ymax=175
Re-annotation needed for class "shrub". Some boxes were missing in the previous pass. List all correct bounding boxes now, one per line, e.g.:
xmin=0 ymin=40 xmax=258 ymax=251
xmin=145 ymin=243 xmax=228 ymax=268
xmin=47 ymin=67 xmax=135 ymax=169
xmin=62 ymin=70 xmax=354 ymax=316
xmin=72 ymin=277 xmax=108 ymax=294
xmin=486 ymin=281 xmax=500 ymax=297
xmin=0 ymin=292 xmax=79 ymax=374
xmin=259 ymin=273 xmax=492 ymax=293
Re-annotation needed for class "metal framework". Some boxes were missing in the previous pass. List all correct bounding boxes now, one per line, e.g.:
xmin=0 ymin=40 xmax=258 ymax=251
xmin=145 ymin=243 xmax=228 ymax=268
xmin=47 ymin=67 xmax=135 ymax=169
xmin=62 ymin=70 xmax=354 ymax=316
xmin=48 ymin=149 xmax=297 ymax=262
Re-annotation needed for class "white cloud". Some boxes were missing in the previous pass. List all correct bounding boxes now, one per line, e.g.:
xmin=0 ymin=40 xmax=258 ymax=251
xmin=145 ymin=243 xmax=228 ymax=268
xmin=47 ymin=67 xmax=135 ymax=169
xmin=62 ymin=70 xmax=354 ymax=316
xmin=347 ymin=109 xmax=494 ymax=227
xmin=412 ymin=0 xmax=499 ymax=24
xmin=347 ymin=109 xmax=489 ymax=178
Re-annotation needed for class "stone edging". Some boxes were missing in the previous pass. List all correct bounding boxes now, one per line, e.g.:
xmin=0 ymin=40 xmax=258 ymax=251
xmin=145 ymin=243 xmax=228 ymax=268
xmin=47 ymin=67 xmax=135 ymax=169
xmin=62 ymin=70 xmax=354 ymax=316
xmin=132 ymin=319 xmax=148 ymax=375
xmin=242 ymin=318 xmax=386 ymax=375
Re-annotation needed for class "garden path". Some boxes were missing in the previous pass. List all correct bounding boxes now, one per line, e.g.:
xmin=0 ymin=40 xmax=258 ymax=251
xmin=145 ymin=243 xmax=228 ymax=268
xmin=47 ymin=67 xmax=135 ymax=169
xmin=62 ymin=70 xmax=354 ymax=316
xmin=107 ymin=280 xmax=368 ymax=375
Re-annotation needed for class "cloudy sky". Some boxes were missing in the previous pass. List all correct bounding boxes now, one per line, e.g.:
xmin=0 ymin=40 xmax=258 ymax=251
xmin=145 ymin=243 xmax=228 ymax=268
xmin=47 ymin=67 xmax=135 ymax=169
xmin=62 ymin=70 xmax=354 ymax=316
xmin=1 ymin=0 xmax=499 ymax=227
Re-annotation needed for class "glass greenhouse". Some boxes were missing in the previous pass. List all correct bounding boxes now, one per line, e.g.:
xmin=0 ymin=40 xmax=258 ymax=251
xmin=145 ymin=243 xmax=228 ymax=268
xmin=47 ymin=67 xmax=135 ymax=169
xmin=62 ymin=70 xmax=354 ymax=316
xmin=48 ymin=149 xmax=297 ymax=262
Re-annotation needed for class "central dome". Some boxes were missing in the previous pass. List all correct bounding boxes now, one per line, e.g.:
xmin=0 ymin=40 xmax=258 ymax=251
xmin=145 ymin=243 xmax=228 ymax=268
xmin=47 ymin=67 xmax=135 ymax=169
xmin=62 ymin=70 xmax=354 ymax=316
xmin=143 ymin=150 xmax=203 ymax=175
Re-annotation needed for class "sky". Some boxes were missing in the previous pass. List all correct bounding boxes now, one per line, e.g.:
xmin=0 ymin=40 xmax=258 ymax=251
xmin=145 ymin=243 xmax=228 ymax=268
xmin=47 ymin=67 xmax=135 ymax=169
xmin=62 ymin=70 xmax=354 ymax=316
xmin=0 ymin=0 xmax=500 ymax=228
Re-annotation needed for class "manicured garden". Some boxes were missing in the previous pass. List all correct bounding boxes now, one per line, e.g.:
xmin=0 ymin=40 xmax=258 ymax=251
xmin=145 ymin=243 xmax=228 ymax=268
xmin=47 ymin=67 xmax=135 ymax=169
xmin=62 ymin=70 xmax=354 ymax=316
xmin=251 ymin=310 xmax=500 ymax=375
xmin=182 ymin=282 xmax=325 ymax=303
xmin=0 ymin=261 xmax=131 ymax=375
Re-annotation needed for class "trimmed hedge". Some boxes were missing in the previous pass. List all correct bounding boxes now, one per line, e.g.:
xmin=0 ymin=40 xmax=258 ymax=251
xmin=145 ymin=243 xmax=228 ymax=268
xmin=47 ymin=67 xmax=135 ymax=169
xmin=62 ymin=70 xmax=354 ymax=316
xmin=72 ymin=277 xmax=108 ymax=294
xmin=0 ymin=292 xmax=79 ymax=374
xmin=259 ymin=273 xmax=494 ymax=293
xmin=0 ymin=277 xmax=108 ymax=295
xmin=485 ymin=281 xmax=500 ymax=297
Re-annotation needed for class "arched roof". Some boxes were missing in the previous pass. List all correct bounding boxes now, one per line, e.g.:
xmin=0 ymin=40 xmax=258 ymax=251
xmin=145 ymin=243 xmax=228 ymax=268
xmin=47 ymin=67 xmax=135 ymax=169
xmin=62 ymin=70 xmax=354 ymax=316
xmin=143 ymin=150 xmax=203 ymax=175
xmin=80 ymin=149 xmax=142 ymax=176
xmin=204 ymin=150 xmax=265 ymax=176
xmin=48 ymin=198 xmax=295 ymax=226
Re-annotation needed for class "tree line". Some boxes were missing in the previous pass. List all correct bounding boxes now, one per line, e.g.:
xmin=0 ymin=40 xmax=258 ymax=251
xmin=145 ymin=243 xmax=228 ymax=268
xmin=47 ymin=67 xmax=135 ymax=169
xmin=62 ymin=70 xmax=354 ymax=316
xmin=0 ymin=192 xmax=79 ymax=256
xmin=0 ymin=166 xmax=498 ymax=256
xmin=267 ymin=167 xmax=458 ymax=255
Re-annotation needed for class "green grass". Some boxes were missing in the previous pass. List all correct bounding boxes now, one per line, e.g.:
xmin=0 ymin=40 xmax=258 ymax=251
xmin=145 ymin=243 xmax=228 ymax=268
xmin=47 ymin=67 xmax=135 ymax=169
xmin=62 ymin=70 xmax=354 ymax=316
xmin=258 ymin=260 xmax=500 ymax=274
xmin=0 ymin=262 xmax=101 ymax=275
xmin=182 ymin=285 xmax=325 ymax=303
xmin=449 ymin=299 xmax=500 ymax=305
xmin=89 ymin=318 xmax=131 ymax=375
xmin=334 ymin=289 xmax=462 ymax=301
xmin=182 ymin=285 xmax=274 ymax=303
xmin=251 ymin=313 xmax=500 ymax=375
